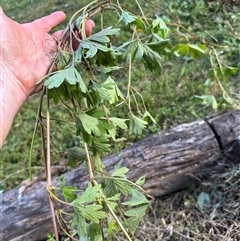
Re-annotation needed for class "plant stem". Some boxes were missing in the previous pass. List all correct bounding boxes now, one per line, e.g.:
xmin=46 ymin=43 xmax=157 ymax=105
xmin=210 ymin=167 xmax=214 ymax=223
xmin=83 ymin=141 xmax=133 ymax=240
xmin=126 ymin=54 xmax=132 ymax=113
xmin=104 ymin=198 xmax=133 ymax=241
xmin=83 ymin=142 xmax=95 ymax=181
xmin=134 ymin=0 xmax=148 ymax=24
xmin=46 ymin=89 xmax=59 ymax=241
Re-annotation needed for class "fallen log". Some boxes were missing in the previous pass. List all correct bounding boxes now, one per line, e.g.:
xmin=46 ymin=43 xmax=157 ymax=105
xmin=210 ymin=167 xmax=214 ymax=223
xmin=1 ymin=110 xmax=240 ymax=241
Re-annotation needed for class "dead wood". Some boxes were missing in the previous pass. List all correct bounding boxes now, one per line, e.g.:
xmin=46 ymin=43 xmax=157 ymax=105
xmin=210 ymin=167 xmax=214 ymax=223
xmin=1 ymin=110 xmax=240 ymax=241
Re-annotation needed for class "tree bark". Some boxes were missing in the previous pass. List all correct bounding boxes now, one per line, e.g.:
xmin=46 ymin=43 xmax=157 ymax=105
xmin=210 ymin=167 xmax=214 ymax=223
xmin=1 ymin=110 xmax=240 ymax=241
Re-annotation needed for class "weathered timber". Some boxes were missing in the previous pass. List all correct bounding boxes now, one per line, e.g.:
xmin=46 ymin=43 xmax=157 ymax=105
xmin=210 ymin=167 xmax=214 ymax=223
xmin=1 ymin=110 xmax=240 ymax=241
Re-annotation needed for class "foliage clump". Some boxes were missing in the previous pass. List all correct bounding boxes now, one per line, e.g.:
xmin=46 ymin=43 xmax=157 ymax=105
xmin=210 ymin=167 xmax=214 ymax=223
xmin=1 ymin=1 xmax=240 ymax=240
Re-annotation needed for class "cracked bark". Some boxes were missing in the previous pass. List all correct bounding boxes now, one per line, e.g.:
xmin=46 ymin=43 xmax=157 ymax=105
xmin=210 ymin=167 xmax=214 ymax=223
xmin=1 ymin=110 xmax=240 ymax=241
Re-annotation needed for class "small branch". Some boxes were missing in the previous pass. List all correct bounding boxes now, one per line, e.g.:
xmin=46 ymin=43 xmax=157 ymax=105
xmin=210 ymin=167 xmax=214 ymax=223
xmin=83 ymin=142 xmax=95 ymax=181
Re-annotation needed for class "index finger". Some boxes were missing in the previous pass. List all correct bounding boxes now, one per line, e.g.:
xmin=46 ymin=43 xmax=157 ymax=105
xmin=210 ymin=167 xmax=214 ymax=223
xmin=32 ymin=11 xmax=66 ymax=33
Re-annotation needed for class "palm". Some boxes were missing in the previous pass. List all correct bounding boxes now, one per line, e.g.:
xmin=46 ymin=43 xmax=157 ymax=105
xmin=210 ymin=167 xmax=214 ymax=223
xmin=0 ymin=9 xmax=66 ymax=96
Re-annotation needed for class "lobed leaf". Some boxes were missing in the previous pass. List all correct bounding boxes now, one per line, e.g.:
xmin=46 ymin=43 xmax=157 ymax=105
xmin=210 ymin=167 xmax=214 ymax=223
xmin=195 ymin=94 xmax=218 ymax=110
xmin=142 ymin=111 xmax=156 ymax=124
xmin=88 ymin=27 xmax=120 ymax=41
xmin=142 ymin=44 xmax=162 ymax=73
xmin=172 ymin=43 xmax=206 ymax=59
xmin=101 ymin=76 xmax=125 ymax=104
xmin=77 ymin=112 xmax=101 ymax=135
xmin=122 ymin=188 xmax=149 ymax=206
xmin=112 ymin=179 xmax=132 ymax=196
xmin=67 ymin=146 xmax=87 ymax=168
xmin=123 ymin=204 xmax=148 ymax=233
xmin=109 ymin=117 xmax=128 ymax=130
xmin=111 ymin=167 xmax=129 ymax=178
xmin=151 ymin=17 xmax=171 ymax=39
xmin=72 ymin=183 xmax=102 ymax=204
xmin=119 ymin=11 xmax=136 ymax=25
xmin=60 ymin=185 xmax=78 ymax=202
xmin=92 ymin=135 xmax=111 ymax=155
xmin=44 ymin=67 xmax=87 ymax=93
xmin=129 ymin=113 xmax=148 ymax=135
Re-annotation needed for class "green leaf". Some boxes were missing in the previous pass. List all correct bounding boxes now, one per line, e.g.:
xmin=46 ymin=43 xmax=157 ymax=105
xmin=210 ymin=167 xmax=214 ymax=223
xmin=77 ymin=112 xmax=101 ymax=135
xmin=103 ymin=174 xmax=131 ymax=196
xmin=172 ymin=44 xmax=189 ymax=57
xmin=195 ymin=94 xmax=218 ymax=110
xmin=74 ymin=44 xmax=83 ymax=64
xmin=223 ymin=66 xmax=238 ymax=76
xmin=44 ymin=67 xmax=87 ymax=93
xmin=85 ymin=45 xmax=98 ymax=58
xmin=107 ymin=219 xmax=120 ymax=236
xmin=142 ymin=111 xmax=156 ymax=124
xmin=58 ymin=50 xmax=72 ymax=70
xmin=73 ymin=183 xmax=103 ymax=204
xmin=98 ymin=118 xmax=114 ymax=134
xmin=101 ymin=66 xmax=122 ymax=74
xmin=114 ymin=83 xmax=125 ymax=103
xmin=119 ymin=11 xmax=146 ymax=31
xmin=48 ymin=89 xmax=60 ymax=105
xmin=135 ymin=176 xmax=146 ymax=186
xmin=146 ymin=40 xmax=171 ymax=56
xmin=122 ymin=189 xmax=148 ymax=206
xmin=119 ymin=11 xmax=136 ymax=25
xmin=118 ymin=40 xmax=139 ymax=61
xmin=151 ymin=17 xmax=171 ymax=38
xmin=111 ymin=167 xmax=129 ymax=178
xmin=89 ymin=223 xmax=102 ymax=241
xmin=81 ymin=40 xmax=111 ymax=55
xmin=87 ymin=27 xmax=120 ymax=43
xmin=209 ymin=66 xmax=239 ymax=81
xmin=197 ymin=192 xmax=210 ymax=210
xmin=103 ymin=179 xmax=118 ymax=196
xmin=105 ymin=193 xmax=121 ymax=210
xmin=123 ymin=204 xmax=148 ymax=233
xmin=92 ymin=135 xmax=111 ymax=155
xmin=101 ymin=76 xmax=125 ymax=104
xmin=92 ymin=153 xmax=105 ymax=172
xmin=129 ymin=114 xmax=148 ymax=135
xmin=60 ymin=185 xmax=78 ymax=202
xmin=172 ymin=44 xmax=206 ymax=59
xmin=95 ymin=50 xmax=118 ymax=67
xmin=109 ymin=117 xmax=128 ymax=129
xmin=135 ymin=44 xmax=144 ymax=61
xmin=81 ymin=131 xmax=93 ymax=145
xmin=44 ymin=69 xmax=68 ymax=89
xmin=72 ymin=209 xmax=87 ymax=237
xmin=189 ymin=44 xmax=206 ymax=59
xmin=113 ymin=179 xmax=132 ymax=195
xmin=142 ymin=44 xmax=162 ymax=73
xmin=124 ymin=204 xmax=148 ymax=217
xmin=67 ymin=146 xmax=87 ymax=168
xmin=74 ymin=203 xmax=106 ymax=223
xmin=86 ymin=108 xmax=104 ymax=118
xmin=132 ymin=18 xmax=146 ymax=31
xmin=90 ymin=82 xmax=112 ymax=104
xmin=78 ymin=27 xmax=120 ymax=59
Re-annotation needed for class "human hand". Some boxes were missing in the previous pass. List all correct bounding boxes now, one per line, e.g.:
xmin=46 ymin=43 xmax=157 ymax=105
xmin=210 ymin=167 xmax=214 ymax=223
xmin=0 ymin=7 xmax=95 ymax=98
xmin=0 ymin=7 xmax=66 ymax=97
xmin=0 ymin=7 xmax=94 ymax=147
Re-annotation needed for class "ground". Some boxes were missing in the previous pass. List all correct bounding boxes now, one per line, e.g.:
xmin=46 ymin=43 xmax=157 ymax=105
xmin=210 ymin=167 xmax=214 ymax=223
xmin=135 ymin=166 xmax=240 ymax=240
